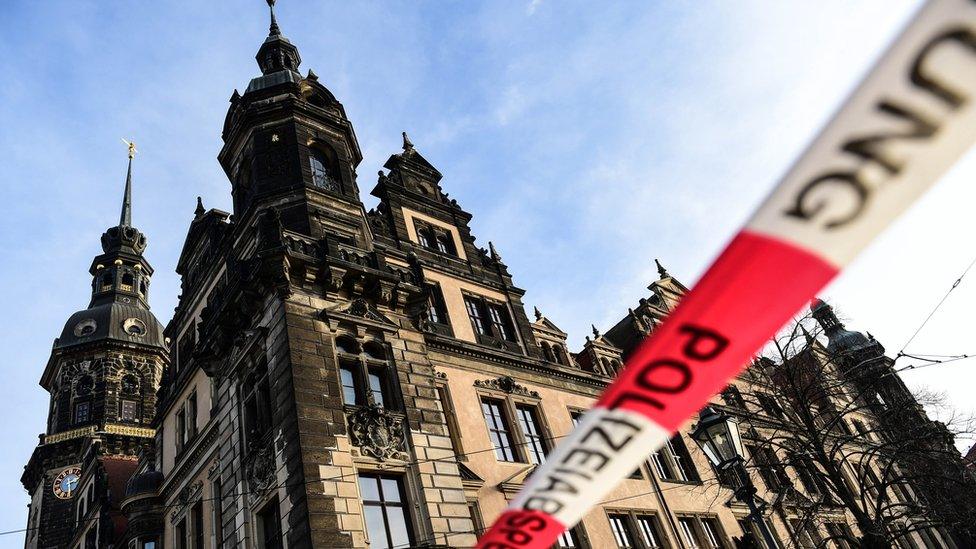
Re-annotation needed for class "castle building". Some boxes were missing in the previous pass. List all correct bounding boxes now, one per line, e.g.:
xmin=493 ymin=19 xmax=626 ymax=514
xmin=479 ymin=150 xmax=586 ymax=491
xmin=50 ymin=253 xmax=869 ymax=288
xmin=23 ymin=4 xmax=973 ymax=549
xmin=22 ymin=147 xmax=167 ymax=548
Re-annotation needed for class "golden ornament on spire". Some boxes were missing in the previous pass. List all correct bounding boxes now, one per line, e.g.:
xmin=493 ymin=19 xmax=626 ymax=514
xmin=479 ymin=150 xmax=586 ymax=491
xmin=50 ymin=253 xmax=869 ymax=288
xmin=121 ymin=138 xmax=138 ymax=159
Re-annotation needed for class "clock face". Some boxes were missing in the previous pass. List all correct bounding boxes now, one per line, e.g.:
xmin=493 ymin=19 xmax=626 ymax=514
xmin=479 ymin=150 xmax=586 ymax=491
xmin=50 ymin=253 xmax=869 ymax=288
xmin=52 ymin=467 xmax=81 ymax=499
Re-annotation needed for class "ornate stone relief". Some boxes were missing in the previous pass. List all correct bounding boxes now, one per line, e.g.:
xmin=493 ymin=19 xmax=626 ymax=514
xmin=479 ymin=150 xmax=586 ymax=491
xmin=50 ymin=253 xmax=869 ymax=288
xmin=348 ymin=404 xmax=407 ymax=462
xmin=170 ymin=480 xmax=204 ymax=522
xmin=473 ymin=375 xmax=539 ymax=398
xmin=246 ymin=444 xmax=277 ymax=500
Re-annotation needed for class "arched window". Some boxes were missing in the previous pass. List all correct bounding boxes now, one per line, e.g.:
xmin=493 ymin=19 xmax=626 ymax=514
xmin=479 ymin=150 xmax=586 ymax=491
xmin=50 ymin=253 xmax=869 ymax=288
xmin=121 ymin=273 xmax=134 ymax=291
xmin=551 ymin=344 xmax=567 ymax=366
xmin=309 ymin=146 xmax=341 ymax=192
xmin=101 ymin=272 xmax=114 ymax=291
xmin=435 ymin=233 xmax=456 ymax=255
xmin=601 ymin=358 xmax=613 ymax=376
xmin=541 ymin=342 xmax=555 ymax=363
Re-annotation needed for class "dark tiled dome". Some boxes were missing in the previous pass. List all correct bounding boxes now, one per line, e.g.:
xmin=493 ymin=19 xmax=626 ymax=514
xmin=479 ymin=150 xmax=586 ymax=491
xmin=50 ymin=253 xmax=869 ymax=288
xmin=125 ymin=469 xmax=164 ymax=497
xmin=55 ymin=302 xmax=166 ymax=350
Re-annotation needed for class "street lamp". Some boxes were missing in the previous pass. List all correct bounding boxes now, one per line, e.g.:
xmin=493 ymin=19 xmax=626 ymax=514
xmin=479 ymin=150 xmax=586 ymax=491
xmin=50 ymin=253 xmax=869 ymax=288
xmin=691 ymin=406 xmax=779 ymax=549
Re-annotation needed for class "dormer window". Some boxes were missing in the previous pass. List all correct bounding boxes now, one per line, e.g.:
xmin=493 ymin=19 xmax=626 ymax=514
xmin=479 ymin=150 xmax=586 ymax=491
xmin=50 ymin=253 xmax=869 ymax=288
xmin=309 ymin=145 xmax=341 ymax=192
xmin=413 ymin=220 xmax=458 ymax=257
xmin=435 ymin=234 xmax=455 ymax=255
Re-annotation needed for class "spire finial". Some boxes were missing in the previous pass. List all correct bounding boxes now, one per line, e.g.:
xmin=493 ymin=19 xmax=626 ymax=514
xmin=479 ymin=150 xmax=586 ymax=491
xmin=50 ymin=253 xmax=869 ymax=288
xmin=119 ymin=138 xmax=137 ymax=227
xmin=489 ymin=241 xmax=502 ymax=262
xmin=533 ymin=306 xmax=542 ymax=321
xmin=655 ymin=258 xmax=669 ymax=279
xmin=800 ymin=323 xmax=815 ymax=346
xmin=195 ymin=196 xmax=205 ymax=219
xmin=402 ymin=131 xmax=414 ymax=151
xmin=592 ymin=324 xmax=601 ymax=338
xmin=267 ymin=0 xmax=280 ymax=36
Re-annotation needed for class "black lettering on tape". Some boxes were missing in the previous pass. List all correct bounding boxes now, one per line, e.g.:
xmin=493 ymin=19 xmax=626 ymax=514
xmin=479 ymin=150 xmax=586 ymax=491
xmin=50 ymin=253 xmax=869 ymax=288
xmin=784 ymin=171 xmax=868 ymax=229
xmin=911 ymin=28 xmax=976 ymax=110
xmin=679 ymin=324 xmax=730 ymax=361
xmin=842 ymin=100 xmax=939 ymax=176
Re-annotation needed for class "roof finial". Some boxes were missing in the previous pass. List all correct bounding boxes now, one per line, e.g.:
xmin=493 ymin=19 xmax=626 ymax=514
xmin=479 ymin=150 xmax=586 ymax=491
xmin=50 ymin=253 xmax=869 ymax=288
xmin=402 ymin=131 xmax=414 ymax=151
xmin=119 ymin=138 xmax=138 ymax=227
xmin=592 ymin=324 xmax=601 ymax=338
xmin=488 ymin=241 xmax=502 ymax=262
xmin=533 ymin=306 xmax=542 ymax=321
xmin=655 ymin=258 xmax=669 ymax=279
xmin=195 ymin=196 xmax=205 ymax=219
xmin=800 ymin=323 xmax=815 ymax=346
xmin=267 ymin=0 xmax=280 ymax=36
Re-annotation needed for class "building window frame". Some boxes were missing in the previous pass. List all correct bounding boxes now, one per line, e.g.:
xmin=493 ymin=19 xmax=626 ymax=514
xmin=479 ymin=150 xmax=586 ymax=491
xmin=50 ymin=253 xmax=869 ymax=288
xmin=358 ymin=473 xmax=415 ymax=549
xmin=478 ymin=387 xmax=551 ymax=465
xmin=334 ymin=336 xmax=398 ymax=410
xmin=649 ymin=434 xmax=699 ymax=483
xmin=606 ymin=510 xmax=666 ymax=549
xmin=462 ymin=292 xmax=521 ymax=350
xmin=434 ymin=375 xmax=466 ymax=461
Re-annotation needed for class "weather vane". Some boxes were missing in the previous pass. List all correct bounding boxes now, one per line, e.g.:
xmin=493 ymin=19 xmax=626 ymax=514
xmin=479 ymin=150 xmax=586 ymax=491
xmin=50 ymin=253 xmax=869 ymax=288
xmin=121 ymin=138 xmax=138 ymax=159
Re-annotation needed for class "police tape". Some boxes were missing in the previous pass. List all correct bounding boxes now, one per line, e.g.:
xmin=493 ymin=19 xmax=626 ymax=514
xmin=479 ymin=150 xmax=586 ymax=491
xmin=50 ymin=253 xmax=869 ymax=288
xmin=476 ymin=1 xmax=976 ymax=547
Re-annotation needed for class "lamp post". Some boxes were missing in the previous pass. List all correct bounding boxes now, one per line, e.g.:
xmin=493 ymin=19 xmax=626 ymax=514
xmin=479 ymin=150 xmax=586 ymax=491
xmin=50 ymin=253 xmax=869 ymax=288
xmin=691 ymin=406 xmax=779 ymax=549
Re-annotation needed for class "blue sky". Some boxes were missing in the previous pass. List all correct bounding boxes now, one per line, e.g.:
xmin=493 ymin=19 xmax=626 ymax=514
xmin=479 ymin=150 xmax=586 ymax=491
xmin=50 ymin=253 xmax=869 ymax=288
xmin=9 ymin=0 xmax=976 ymax=541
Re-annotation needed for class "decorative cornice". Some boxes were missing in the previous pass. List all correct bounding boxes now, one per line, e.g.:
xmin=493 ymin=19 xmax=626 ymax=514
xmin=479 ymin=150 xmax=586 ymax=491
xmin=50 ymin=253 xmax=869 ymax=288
xmin=44 ymin=426 xmax=97 ymax=445
xmin=473 ymin=376 xmax=539 ymax=398
xmin=104 ymin=424 xmax=156 ymax=438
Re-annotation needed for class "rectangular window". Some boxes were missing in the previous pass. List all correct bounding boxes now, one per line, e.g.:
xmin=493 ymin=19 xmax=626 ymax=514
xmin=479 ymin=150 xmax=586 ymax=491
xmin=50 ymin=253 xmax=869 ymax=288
xmin=339 ymin=363 xmax=357 ymax=405
xmin=425 ymin=284 xmax=449 ymax=326
xmin=651 ymin=435 xmax=698 ymax=482
xmin=825 ymin=523 xmax=853 ymax=549
xmin=515 ymin=404 xmax=547 ymax=464
xmin=367 ymin=367 xmax=387 ymax=407
xmin=467 ymin=500 xmax=484 ymax=537
xmin=175 ymin=518 xmax=187 ymax=549
xmin=464 ymin=296 xmax=489 ymax=336
xmin=756 ymin=393 xmax=785 ymax=419
xmin=258 ymin=497 xmax=283 ymax=549
xmin=120 ymin=399 xmax=139 ymax=422
xmin=636 ymin=515 xmax=665 ymax=549
xmin=437 ymin=385 xmax=465 ymax=459
xmin=701 ymin=517 xmax=724 ymax=549
xmin=176 ymin=408 xmax=187 ymax=452
xmin=487 ymin=303 xmax=516 ymax=342
xmin=555 ymin=526 xmax=584 ymax=548
xmin=738 ymin=518 xmax=781 ymax=549
xmin=668 ymin=436 xmax=698 ymax=481
xmin=482 ymin=398 xmax=517 ymax=462
xmin=74 ymin=401 xmax=91 ymax=424
xmin=679 ymin=518 xmax=702 ymax=549
xmin=747 ymin=444 xmax=789 ymax=492
xmin=359 ymin=474 xmax=414 ymax=549
xmin=192 ymin=502 xmax=204 ymax=549
xmin=608 ymin=514 xmax=635 ymax=549
xmin=212 ymin=479 xmax=224 ymax=548
xmin=187 ymin=392 xmax=198 ymax=439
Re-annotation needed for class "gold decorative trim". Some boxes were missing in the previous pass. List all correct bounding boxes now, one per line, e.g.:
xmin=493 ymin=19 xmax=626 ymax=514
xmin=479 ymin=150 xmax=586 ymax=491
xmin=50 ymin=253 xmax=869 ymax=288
xmin=44 ymin=426 xmax=96 ymax=444
xmin=104 ymin=424 xmax=155 ymax=438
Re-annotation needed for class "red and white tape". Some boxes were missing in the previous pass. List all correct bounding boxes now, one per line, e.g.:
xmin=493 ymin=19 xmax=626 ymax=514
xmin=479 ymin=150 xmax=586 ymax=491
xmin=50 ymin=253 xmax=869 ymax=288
xmin=477 ymin=1 xmax=976 ymax=547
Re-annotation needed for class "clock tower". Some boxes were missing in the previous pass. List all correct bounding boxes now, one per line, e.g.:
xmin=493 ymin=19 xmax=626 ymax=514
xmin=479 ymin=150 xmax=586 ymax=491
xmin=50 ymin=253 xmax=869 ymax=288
xmin=21 ymin=147 xmax=167 ymax=548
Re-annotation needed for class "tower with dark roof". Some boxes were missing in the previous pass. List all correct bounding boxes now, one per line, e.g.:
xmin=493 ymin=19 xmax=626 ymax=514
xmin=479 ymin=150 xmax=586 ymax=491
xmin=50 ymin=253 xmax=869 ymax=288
xmin=21 ymin=149 xmax=167 ymax=549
